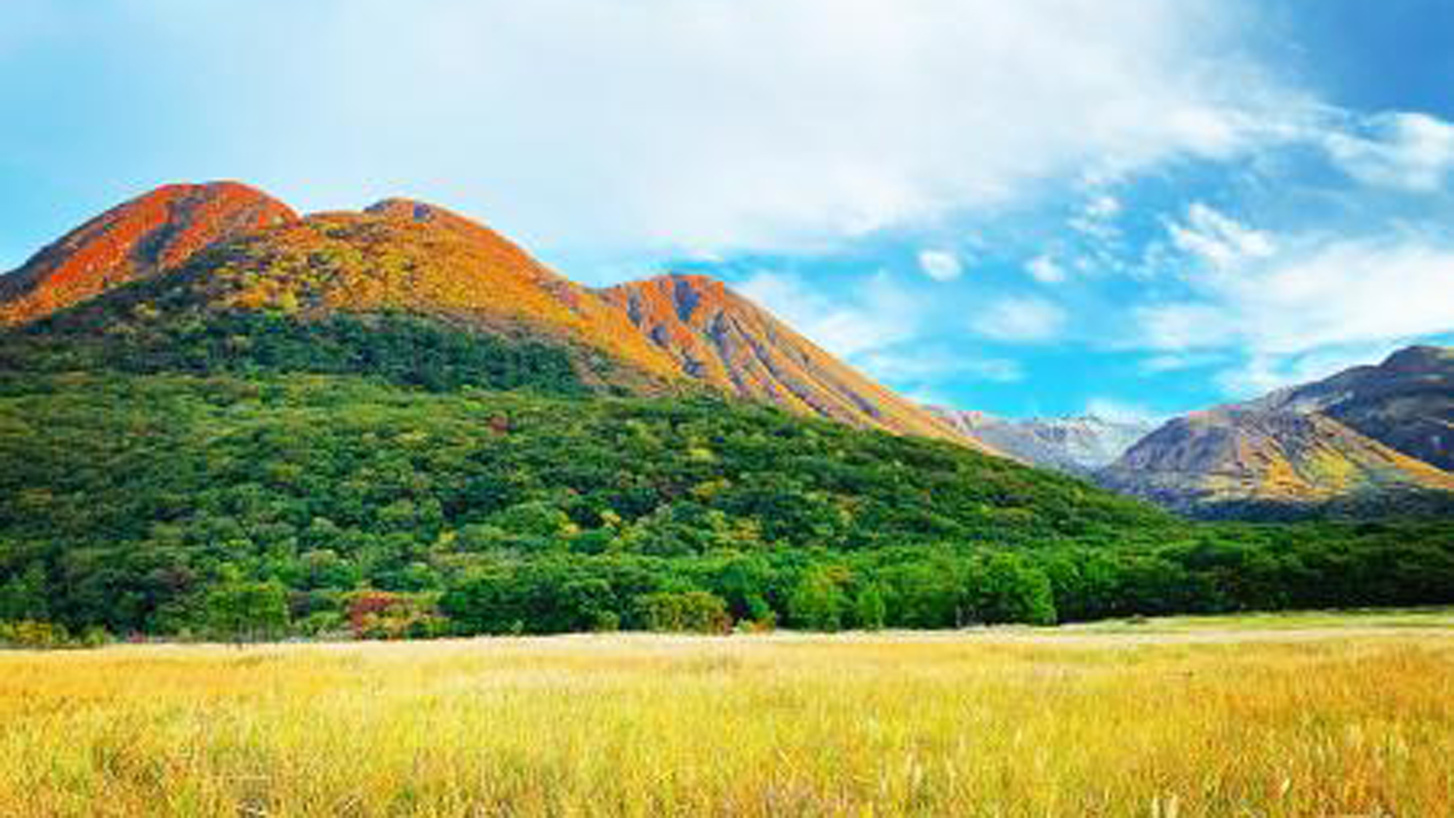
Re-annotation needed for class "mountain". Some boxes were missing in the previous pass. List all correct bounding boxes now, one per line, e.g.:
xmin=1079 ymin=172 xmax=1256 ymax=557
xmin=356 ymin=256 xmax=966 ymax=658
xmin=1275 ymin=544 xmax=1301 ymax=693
xmin=1099 ymin=346 xmax=1454 ymax=517
xmin=600 ymin=274 xmax=984 ymax=447
xmin=1 ymin=191 xmax=694 ymax=394
xmin=1247 ymin=345 xmax=1454 ymax=470
xmin=1 ymin=184 xmax=990 ymax=444
xmin=0 ymin=182 xmax=296 ymax=326
xmin=2 ymin=186 xmax=1453 ymax=640
xmin=931 ymin=410 xmax=1153 ymax=475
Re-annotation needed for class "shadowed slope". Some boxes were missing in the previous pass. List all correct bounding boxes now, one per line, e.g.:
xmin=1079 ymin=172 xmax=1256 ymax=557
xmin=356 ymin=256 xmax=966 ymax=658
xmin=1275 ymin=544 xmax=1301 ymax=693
xmin=1249 ymin=345 xmax=1454 ymax=470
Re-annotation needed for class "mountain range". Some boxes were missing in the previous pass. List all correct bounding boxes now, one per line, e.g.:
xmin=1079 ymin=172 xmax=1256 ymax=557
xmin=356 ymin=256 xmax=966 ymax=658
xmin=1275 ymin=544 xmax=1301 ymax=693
xmin=0 ymin=181 xmax=975 ymax=446
xmin=1 ymin=180 xmax=1450 ymax=519
xmin=1099 ymin=347 xmax=1454 ymax=517
xmin=930 ymin=410 xmax=1154 ymax=476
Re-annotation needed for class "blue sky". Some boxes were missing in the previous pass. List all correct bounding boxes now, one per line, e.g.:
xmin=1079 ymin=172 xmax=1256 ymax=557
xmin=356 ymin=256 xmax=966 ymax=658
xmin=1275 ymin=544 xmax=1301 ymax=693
xmin=2 ymin=0 xmax=1452 ymax=419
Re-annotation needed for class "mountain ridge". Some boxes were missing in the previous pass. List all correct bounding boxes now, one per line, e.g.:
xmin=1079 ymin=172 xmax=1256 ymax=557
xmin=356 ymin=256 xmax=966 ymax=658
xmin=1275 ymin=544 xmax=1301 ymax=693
xmin=1098 ymin=346 xmax=1454 ymax=517
xmin=600 ymin=273 xmax=984 ymax=447
xmin=0 ymin=183 xmax=988 ymax=448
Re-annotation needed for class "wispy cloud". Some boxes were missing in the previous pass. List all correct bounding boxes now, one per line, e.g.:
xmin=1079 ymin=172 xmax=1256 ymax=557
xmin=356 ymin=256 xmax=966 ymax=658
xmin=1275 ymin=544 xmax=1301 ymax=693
xmin=1322 ymin=111 xmax=1454 ymax=192
xmin=917 ymin=249 xmax=963 ymax=282
xmin=972 ymin=296 xmax=1067 ymax=343
xmin=0 ymin=0 xmax=1315 ymax=262
xmin=858 ymin=348 xmax=1024 ymax=384
xmin=735 ymin=269 xmax=920 ymax=359
xmin=1165 ymin=203 xmax=1275 ymax=270
xmin=1024 ymin=255 xmax=1067 ymax=284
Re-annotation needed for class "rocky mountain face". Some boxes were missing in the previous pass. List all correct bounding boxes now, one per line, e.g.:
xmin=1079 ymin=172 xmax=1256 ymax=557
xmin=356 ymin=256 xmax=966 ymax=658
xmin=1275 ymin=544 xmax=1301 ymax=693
xmin=1248 ymin=345 xmax=1454 ymax=470
xmin=600 ymin=274 xmax=984 ymax=447
xmin=1099 ymin=346 xmax=1454 ymax=517
xmin=0 ymin=182 xmax=296 ymax=325
xmin=931 ymin=410 xmax=1153 ymax=475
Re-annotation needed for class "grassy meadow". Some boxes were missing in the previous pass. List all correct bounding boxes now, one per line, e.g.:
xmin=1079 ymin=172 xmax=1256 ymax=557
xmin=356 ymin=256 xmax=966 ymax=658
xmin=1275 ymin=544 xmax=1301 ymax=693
xmin=1 ymin=614 xmax=1451 ymax=816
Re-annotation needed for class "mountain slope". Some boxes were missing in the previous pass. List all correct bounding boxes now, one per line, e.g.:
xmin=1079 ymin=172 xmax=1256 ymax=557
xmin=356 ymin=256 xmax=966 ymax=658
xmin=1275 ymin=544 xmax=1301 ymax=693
xmin=0 ymin=371 xmax=1185 ymax=633
xmin=1249 ymin=345 xmax=1454 ymax=470
xmin=601 ymin=274 xmax=985 ymax=447
xmin=1 ymin=193 xmax=686 ymax=393
xmin=932 ymin=410 xmax=1152 ymax=475
xmin=0 ymin=182 xmax=296 ymax=325
xmin=1099 ymin=347 xmax=1454 ymax=517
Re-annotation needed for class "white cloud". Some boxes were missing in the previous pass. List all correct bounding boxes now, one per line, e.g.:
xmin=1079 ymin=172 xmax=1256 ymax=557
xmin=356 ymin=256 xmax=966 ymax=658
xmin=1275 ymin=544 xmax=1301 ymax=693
xmin=735 ymin=270 xmax=919 ymax=359
xmin=7 ymin=0 xmax=1314 ymax=260
xmin=1135 ymin=231 xmax=1454 ymax=395
xmin=1134 ymin=302 xmax=1236 ymax=351
xmin=1165 ymin=202 xmax=1275 ymax=270
xmin=1025 ymin=255 xmax=1067 ymax=284
xmin=972 ymin=296 xmax=1067 ymax=343
xmin=1138 ymin=352 xmax=1228 ymax=374
xmin=1084 ymin=194 xmax=1122 ymax=220
xmin=1323 ymin=111 xmax=1454 ymax=192
xmin=1145 ymin=236 xmax=1454 ymax=355
xmin=1069 ymin=193 xmax=1123 ymax=241
xmin=917 ymin=249 xmax=963 ymax=282
xmin=858 ymin=348 xmax=1024 ymax=384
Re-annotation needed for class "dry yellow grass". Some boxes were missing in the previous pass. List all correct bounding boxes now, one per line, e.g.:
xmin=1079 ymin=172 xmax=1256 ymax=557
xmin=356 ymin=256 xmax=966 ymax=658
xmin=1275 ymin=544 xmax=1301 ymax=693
xmin=1 ymin=627 xmax=1451 ymax=816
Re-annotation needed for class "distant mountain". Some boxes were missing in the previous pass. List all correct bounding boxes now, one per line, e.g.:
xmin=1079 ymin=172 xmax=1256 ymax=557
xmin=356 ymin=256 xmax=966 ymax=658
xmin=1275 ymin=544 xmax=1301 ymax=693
xmin=0 ymin=182 xmax=296 ymax=326
xmin=1247 ymin=345 xmax=1454 ymax=470
xmin=1099 ymin=346 xmax=1454 ymax=517
xmin=601 ymin=274 xmax=987 ymax=447
xmin=931 ymin=410 xmax=1153 ymax=475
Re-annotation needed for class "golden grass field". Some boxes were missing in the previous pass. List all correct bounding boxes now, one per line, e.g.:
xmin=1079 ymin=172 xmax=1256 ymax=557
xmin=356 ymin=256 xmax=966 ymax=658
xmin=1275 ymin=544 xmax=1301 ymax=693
xmin=1 ymin=614 xmax=1451 ymax=816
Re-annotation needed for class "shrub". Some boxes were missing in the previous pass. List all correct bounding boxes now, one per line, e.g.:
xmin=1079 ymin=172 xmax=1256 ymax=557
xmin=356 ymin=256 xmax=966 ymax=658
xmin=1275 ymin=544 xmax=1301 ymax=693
xmin=636 ymin=591 xmax=731 ymax=634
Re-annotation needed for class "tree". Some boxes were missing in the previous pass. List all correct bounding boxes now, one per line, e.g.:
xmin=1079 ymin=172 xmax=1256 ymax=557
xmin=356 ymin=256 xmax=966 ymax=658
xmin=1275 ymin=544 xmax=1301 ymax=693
xmin=635 ymin=591 xmax=731 ymax=633
xmin=204 ymin=575 xmax=289 ymax=645
xmin=853 ymin=584 xmax=887 ymax=631
xmin=0 ymin=565 xmax=49 ymax=622
xmin=346 ymin=590 xmax=442 ymax=639
xmin=969 ymin=553 xmax=1057 ymax=626
xmin=788 ymin=566 xmax=849 ymax=631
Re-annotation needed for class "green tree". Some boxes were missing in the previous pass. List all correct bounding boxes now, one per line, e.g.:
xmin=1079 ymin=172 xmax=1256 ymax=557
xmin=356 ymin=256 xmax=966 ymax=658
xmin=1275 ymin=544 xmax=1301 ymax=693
xmin=0 ymin=565 xmax=49 ymax=622
xmin=788 ymin=566 xmax=849 ymax=631
xmin=636 ymin=591 xmax=730 ymax=633
xmin=970 ymin=553 xmax=1057 ymax=626
xmin=853 ymin=584 xmax=887 ymax=631
xmin=204 ymin=574 xmax=290 ymax=645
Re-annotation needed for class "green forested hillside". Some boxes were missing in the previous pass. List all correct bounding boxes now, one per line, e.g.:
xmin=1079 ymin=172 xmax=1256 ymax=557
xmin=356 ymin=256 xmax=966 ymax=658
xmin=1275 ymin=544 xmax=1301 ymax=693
xmin=2 ymin=372 xmax=1451 ymax=640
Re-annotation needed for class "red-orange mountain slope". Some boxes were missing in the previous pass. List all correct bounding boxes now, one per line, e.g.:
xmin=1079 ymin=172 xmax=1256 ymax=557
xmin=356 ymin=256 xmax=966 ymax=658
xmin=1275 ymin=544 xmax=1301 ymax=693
xmin=0 ymin=182 xmax=296 ymax=325
xmin=601 ymin=274 xmax=991 ymax=448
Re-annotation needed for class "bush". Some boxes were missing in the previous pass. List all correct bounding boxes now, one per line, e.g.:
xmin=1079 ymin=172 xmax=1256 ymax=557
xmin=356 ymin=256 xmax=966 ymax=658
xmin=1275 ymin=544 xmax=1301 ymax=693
xmin=636 ymin=591 xmax=731 ymax=634
xmin=0 ymin=620 xmax=71 ymax=649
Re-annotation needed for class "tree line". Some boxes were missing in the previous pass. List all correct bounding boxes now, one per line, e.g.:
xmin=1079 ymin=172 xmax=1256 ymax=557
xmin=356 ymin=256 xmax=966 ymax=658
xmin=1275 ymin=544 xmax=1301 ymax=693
xmin=1 ymin=373 xmax=1451 ymax=645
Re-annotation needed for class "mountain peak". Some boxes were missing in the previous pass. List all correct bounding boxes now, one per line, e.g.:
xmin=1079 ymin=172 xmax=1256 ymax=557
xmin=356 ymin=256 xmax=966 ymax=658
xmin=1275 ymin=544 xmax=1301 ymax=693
xmin=364 ymin=197 xmax=461 ymax=223
xmin=1383 ymin=344 xmax=1453 ymax=371
xmin=0 ymin=180 xmax=296 ymax=325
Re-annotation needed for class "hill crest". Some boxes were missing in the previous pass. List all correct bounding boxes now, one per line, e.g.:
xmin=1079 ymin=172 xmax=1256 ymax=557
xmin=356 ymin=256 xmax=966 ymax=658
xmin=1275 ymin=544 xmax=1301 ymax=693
xmin=0 ymin=181 xmax=296 ymax=325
